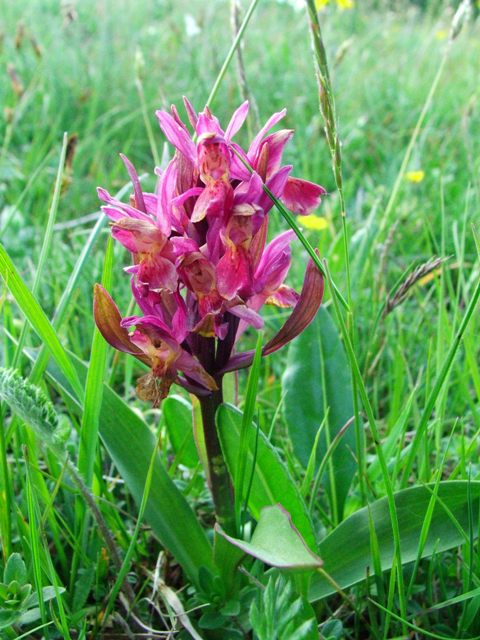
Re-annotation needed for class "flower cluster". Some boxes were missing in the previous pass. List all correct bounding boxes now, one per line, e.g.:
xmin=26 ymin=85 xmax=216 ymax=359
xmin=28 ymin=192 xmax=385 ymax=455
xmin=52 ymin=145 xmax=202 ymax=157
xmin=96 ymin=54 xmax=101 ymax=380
xmin=94 ymin=99 xmax=325 ymax=404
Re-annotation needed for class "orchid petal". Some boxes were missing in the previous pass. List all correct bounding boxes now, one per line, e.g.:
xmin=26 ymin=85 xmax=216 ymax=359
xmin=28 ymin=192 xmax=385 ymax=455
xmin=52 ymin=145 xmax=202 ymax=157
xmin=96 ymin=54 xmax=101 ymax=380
xmin=98 ymin=188 xmax=151 ymax=221
xmin=266 ymin=284 xmax=299 ymax=308
xmin=256 ymin=129 xmax=294 ymax=178
xmin=136 ymin=255 xmax=178 ymax=293
xmin=248 ymin=108 xmax=287 ymax=162
xmin=229 ymin=304 xmax=264 ymax=329
xmin=216 ymin=245 xmax=250 ymax=300
xmin=175 ymin=350 xmax=218 ymax=391
xmin=281 ymin=177 xmax=327 ymax=215
xmin=93 ymin=284 xmax=147 ymax=360
xmin=225 ymin=101 xmax=249 ymax=140
xmin=196 ymin=110 xmax=223 ymax=138
xmin=156 ymin=110 xmax=196 ymax=163
xmin=233 ymin=171 xmax=264 ymax=205
xmin=254 ymin=229 xmax=295 ymax=296
xmin=111 ymin=218 xmax=167 ymax=254
xmin=120 ymin=154 xmax=146 ymax=213
xmin=170 ymin=103 xmax=189 ymax=131
xmin=183 ymin=96 xmax=198 ymax=129
xmin=259 ymin=165 xmax=292 ymax=214
xmin=191 ymin=180 xmax=232 ymax=223
xmin=263 ymin=256 xmax=324 ymax=355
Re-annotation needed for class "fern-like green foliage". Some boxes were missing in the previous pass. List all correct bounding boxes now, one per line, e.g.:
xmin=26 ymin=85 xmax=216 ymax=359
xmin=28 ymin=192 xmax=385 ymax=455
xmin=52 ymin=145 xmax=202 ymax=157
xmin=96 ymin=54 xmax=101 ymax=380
xmin=0 ymin=367 xmax=65 ymax=451
xmin=250 ymin=573 xmax=318 ymax=640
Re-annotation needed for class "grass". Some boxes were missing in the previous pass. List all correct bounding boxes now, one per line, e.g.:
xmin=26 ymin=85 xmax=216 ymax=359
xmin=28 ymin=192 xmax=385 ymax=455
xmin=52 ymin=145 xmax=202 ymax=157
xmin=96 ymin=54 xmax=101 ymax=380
xmin=1 ymin=0 xmax=480 ymax=637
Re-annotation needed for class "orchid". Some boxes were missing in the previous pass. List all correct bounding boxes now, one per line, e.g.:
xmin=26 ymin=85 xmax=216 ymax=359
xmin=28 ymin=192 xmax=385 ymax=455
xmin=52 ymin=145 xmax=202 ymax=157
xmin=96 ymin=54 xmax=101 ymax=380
xmin=94 ymin=99 xmax=325 ymax=407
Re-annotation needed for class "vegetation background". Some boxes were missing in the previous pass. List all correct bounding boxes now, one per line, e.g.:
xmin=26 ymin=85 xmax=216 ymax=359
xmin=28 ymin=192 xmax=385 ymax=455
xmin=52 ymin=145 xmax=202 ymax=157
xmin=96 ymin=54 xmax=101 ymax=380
xmin=0 ymin=0 xmax=479 ymax=637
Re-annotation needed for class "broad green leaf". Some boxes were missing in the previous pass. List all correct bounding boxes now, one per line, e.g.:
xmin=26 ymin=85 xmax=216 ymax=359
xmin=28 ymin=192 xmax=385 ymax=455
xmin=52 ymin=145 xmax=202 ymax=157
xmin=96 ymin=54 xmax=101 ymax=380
xmin=219 ymin=505 xmax=322 ymax=570
xmin=217 ymin=404 xmax=316 ymax=550
xmin=310 ymin=481 xmax=480 ymax=601
xmin=282 ymin=307 xmax=356 ymax=518
xmin=213 ymin=528 xmax=245 ymax=596
xmin=162 ymin=395 xmax=198 ymax=468
xmin=35 ymin=351 xmax=216 ymax=589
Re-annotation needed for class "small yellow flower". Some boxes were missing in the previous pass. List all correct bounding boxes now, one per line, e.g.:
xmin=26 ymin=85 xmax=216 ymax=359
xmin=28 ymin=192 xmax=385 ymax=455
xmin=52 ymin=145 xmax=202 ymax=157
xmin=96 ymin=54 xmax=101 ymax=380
xmin=315 ymin=0 xmax=330 ymax=9
xmin=299 ymin=215 xmax=329 ymax=231
xmin=435 ymin=29 xmax=448 ymax=41
xmin=337 ymin=0 xmax=354 ymax=8
xmin=418 ymin=268 xmax=441 ymax=286
xmin=405 ymin=170 xmax=425 ymax=184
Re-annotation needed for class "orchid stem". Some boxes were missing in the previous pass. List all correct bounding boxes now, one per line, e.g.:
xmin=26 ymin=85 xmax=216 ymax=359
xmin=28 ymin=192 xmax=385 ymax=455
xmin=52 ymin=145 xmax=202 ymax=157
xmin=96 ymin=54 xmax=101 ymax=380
xmin=199 ymin=384 xmax=236 ymax=536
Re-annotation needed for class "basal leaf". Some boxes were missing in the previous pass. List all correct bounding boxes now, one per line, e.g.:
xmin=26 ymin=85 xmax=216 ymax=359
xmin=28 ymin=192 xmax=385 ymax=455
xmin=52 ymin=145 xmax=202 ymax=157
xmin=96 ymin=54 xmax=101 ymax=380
xmin=217 ymin=404 xmax=316 ymax=550
xmin=34 ymin=351 xmax=215 ymax=589
xmin=219 ymin=505 xmax=322 ymax=570
xmin=162 ymin=395 xmax=198 ymax=468
xmin=310 ymin=481 xmax=480 ymax=601
xmin=282 ymin=307 xmax=356 ymax=519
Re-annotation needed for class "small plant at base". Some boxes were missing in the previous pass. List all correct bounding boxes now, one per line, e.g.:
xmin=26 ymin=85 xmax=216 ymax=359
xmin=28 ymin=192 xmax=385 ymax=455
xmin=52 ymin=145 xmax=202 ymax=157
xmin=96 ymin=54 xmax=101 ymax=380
xmin=0 ymin=553 xmax=63 ymax=631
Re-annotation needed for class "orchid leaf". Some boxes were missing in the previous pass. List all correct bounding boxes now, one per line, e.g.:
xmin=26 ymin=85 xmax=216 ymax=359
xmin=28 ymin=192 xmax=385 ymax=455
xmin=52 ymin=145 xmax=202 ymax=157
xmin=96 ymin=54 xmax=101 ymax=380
xmin=162 ymin=395 xmax=198 ymax=468
xmin=218 ymin=505 xmax=322 ymax=571
xmin=217 ymin=404 xmax=316 ymax=550
xmin=310 ymin=481 xmax=480 ymax=601
xmin=24 ymin=349 xmax=215 ymax=589
xmin=283 ymin=307 xmax=356 ymax=519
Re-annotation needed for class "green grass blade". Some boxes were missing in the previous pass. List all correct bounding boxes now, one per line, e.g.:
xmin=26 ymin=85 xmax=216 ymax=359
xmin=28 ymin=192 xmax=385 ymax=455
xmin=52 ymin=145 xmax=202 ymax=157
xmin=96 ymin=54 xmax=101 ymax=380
xmin=77 ymin=236 xmax=114 ymax=486
xmin=11 ymin=133 xmax=68 ymax=370
xmin=402 ymin=269 xmax=480 ymax=484
xmin=0 ymin=243 xmax=83 ymax=401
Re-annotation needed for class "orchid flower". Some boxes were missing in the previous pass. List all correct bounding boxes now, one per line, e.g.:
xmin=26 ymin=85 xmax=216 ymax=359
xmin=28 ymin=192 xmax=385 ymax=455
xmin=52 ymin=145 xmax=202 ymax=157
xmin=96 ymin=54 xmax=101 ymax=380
xmin=94 ymin=99 xmax=325 ymax=404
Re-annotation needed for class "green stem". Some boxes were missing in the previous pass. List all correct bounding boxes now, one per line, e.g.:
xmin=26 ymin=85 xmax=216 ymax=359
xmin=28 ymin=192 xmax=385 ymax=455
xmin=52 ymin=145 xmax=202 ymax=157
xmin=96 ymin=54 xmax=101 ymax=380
xmin=205 ymin=0 xmax=260 ymax=109
xmin=199 ymin=384 xmax=236 ymax=535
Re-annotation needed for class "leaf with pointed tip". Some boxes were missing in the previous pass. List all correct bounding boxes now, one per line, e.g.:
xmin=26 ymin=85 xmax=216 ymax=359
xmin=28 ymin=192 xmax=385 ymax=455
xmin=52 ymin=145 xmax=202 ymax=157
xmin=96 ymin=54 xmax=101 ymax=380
xmin=217 ymin=404 xmax=316 ymax=550
xmin=162 ymin=395 xmax=198 ymax=468
xmin=283 ymin=307 xmax=356 ymax=518
xmin=218 ymin=505 xmax=322 ymax=571
xmin=22 ymin=348 xmax=215 ymax=589
xmin=310 ymin=481 xmax=480 ymax=601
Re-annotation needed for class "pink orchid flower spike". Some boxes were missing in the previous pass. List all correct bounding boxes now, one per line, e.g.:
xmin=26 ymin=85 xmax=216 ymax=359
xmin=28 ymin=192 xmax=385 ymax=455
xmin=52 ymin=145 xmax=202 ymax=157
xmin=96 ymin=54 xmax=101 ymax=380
xmin=94 ymin=99 xmax=326 ymax=403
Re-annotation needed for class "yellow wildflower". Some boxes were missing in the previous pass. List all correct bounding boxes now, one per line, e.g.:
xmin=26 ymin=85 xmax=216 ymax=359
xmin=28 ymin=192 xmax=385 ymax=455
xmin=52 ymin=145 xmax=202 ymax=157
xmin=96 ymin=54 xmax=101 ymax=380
xmin=337 ymin=0 xmax=354 ymax=8
xmin=435 ymin=29 xmax=448 ymax=41
xmin=315 ymin=0 xmax=330 ymax=9
xmin=418 ymin=269 xmax=441 ymax=286
xmin=405 ymin=170 xmax=425 ymax=184
xmin=299 ymin=215 xmax=329 ymax=231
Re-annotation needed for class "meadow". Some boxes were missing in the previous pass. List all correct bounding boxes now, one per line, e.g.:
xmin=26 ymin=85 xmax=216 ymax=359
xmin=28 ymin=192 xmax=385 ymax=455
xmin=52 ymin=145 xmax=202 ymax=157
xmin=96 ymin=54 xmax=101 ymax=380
xmin=0 ymin=0 xmax=479 ymax=638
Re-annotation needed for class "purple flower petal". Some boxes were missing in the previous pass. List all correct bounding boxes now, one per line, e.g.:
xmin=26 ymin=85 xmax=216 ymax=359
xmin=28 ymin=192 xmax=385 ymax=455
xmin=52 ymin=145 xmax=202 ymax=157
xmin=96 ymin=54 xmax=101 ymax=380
xmin=225 ymin=100 xmax=249 ymax=140
xmin=120 ymin=153 xmax=146 ymax=213
xmin=93 ymin=285 xmax=148 ymax=360
xmin=248 ymin=108 xmax=287 ymax=162
xmin=182 ymin=96 xmax=198 ymax=129
xmin=281 ymin=177 xmax=327 ymax=215
xmin=263 ymin=256 xmax=324 ymax=355
xmin=156 ymin=110 xmax=196 ymax=163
